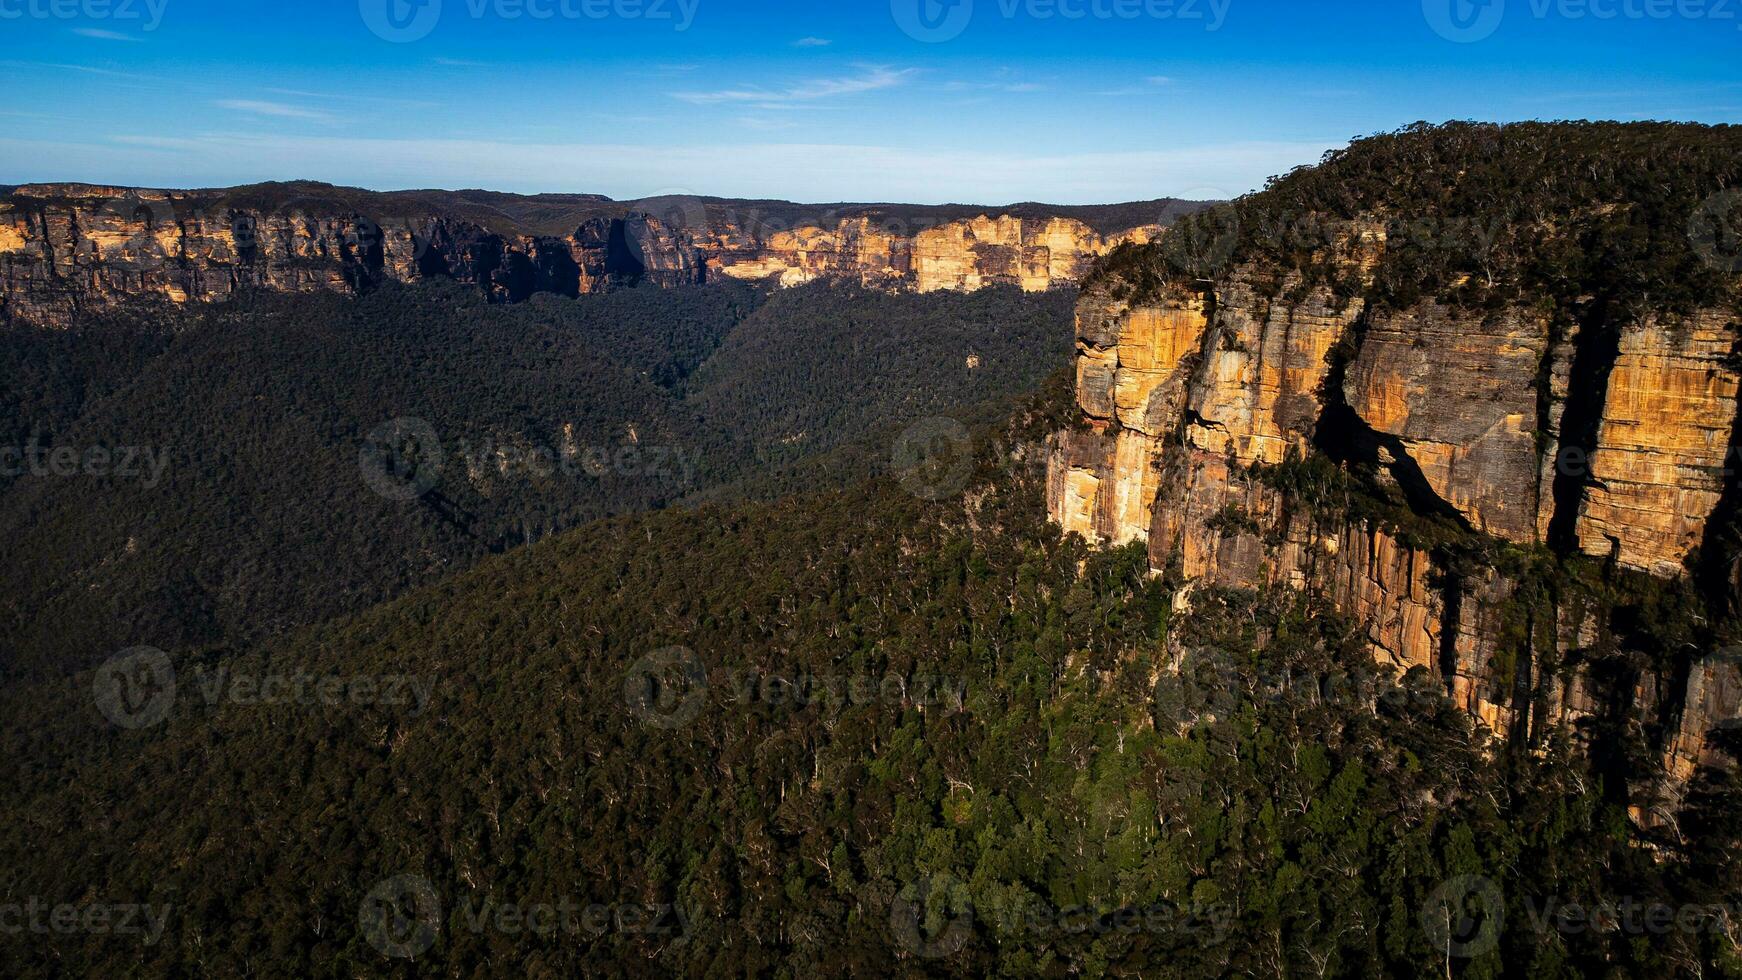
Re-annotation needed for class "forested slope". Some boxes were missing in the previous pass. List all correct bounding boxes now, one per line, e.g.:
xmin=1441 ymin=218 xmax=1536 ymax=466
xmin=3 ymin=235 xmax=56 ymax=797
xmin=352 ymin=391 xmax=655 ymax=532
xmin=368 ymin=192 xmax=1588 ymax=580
xmin=0 ymin=280 xmax=1071 ymax=677
xmin=2 ymin=378 xmax=1737 ymax=977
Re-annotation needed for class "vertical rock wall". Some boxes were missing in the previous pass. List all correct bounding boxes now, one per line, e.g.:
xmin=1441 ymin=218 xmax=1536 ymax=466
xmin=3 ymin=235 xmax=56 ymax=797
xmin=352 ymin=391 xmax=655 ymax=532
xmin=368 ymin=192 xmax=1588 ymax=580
xmin=1047 ymin=236 xmax=1742 ymax=779
xmin=0 ymin=186 xmax=1161 ymax=325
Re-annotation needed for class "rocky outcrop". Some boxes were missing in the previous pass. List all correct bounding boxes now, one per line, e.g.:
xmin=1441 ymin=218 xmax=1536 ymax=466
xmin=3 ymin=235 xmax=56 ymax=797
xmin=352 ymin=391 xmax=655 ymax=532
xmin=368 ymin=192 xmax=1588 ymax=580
xmin=698 ymin=214 xmax=1156 ymax=292
xmin=1574 ymin=312 xmax=1741 ymax=577
xmin=1046 ymin=229 xmax=1742 ymax=783
xmin=1343 ymin=303 xmax=1550 ymax=542
xmin=0 ymin=184 xmax=1167 ymax=326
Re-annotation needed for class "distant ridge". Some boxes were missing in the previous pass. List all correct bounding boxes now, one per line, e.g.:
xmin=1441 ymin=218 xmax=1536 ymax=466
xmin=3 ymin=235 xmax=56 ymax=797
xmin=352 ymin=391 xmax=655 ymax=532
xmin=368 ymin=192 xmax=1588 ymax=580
xmin=4 ymin=180 xmax=1218 ymax=238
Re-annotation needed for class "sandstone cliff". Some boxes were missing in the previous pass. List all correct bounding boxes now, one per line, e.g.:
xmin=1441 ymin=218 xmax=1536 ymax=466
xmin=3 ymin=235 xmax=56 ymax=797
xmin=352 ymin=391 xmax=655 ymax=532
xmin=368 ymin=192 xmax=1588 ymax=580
xmin=1047 ymin=129 xmax=1742 ymax=797
xmin=0 ymin=183 xmax=1179 ymax=326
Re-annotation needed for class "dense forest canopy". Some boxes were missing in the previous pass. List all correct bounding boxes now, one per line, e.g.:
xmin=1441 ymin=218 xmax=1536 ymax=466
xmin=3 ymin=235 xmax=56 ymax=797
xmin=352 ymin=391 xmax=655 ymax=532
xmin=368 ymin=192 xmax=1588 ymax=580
xmin=2 ymin=121 xmax=1740 ymax=978
xmin=1103 ymin=120 xmax=1742 ymax=315
xmin=1092 ymin=120 xmax=1742 ymax=729
xmin=2 ymin=377 xmax=1737 ymax=977
xmin=0 ymin=280 xmax=1072 ymax=679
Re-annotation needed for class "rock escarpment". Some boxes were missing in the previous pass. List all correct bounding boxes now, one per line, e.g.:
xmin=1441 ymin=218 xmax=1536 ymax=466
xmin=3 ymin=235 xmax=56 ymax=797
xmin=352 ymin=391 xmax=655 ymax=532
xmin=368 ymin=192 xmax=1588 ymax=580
xmin=1050 ymin=265 xmax=1742 ymax=784
xmin=1047 ymin=122 xmax=1742 ymax=795
xmin=708 ymin=214 xmax=1159 ymax=292
xmin=0 ymin=184 xmax=1179 ymax=326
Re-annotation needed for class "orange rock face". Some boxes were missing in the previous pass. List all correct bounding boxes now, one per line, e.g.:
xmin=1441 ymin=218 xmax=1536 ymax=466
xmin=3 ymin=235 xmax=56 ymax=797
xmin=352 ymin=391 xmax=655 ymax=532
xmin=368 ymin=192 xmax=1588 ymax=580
xmin=704 ymin=214 xmax=1146 ymax=293
xmin=1577 ymin=312 xmax=1741 ymax=577
xmin=1049 ymin=287 xmax=1210 ymax=546
xmin=1186 ymin=275 xmax=1357 ymax=467
xmin=0 ymin=187 xmax=1157 ymax=326
xmin=1343 ymin=303 xmax=1551 ymax=542
xmin=1047 ymin=231 xmax=1742 ymax=776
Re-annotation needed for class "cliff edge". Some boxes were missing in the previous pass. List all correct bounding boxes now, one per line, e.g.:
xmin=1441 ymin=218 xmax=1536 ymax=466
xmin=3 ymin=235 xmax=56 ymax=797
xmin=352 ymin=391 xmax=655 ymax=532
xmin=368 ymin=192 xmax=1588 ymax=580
xmin=0 ymin=183 xmax=1203 ymax=326
xmin=1047 ymin=121 xmax=1742 ymax=794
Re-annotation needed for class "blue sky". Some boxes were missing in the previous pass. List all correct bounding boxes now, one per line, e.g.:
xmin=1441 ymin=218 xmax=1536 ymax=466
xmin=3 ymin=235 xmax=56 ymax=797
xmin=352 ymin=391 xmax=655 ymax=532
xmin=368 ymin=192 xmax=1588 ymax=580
xmin=1 ymin=0 xmax=1738 ymax=203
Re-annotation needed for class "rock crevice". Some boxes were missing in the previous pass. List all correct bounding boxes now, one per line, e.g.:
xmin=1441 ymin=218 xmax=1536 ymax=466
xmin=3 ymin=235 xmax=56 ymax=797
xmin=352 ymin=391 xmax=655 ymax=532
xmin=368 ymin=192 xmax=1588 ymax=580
xmin=1047 ymin=235 xmax=1742 ymax=782
xmin=0 ymin=186 xmax=1172 ymax=326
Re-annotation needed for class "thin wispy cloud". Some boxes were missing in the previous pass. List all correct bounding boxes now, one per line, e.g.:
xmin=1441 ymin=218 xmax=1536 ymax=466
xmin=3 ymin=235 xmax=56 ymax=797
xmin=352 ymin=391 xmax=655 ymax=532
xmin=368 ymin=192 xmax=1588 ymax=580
xmin=594 ymin=112 xmax=664 ymax=125
xmin=1525 ymin=83 xmax=1742 ymax=105
xmin=673 ymin=66 xmax=914 ymax=106
xmin=945 ymin=80 xmax=1046 ymax=94
xmin=108 ymin=134 xmax=204 ymax=149
xmin=1094 ymin=76 xmax=1180 ymax=97
xmin=56 ymin=132 xmax=1343 ymax=203
xmin=215 ymin=100 xmax=335 ymax=122
xmin=1612 ymin=104 xmax=1742 ymax=120
xmin=0 ymin=60 xmax=152 ymax=79
xmin=266 ymin=88 xmax=436 ymax=109
xmin=738 ymin=116 xmax=800 ymax=131
xmin=433 ymin=57 xmax=492 ymax=68
xmin=794 ymin=37 xmax=832 ymax=47
xmin=746 ymin=102 xmax=838 ymax=113
xmin=73 ymin=28 xmax=143 ymax=42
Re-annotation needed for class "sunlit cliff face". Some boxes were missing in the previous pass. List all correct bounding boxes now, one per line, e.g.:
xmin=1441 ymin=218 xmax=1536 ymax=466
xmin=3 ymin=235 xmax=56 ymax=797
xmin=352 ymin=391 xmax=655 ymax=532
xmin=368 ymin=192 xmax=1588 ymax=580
xmin=0 ymin=186 xmax=1162 ymax=326
xmin=1048 ymin=221 xmax=1742 ymax=779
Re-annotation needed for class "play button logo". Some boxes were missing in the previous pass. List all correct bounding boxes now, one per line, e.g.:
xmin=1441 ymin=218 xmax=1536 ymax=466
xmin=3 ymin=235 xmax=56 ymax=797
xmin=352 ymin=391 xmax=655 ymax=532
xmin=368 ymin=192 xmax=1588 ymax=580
xmin=893 ymin=0 xmax=974 ymax=43
xmin=1423 ymin=0 xmax=1505 ymax=43
xmin=360 ymin=0 xmax=443 ymax=42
